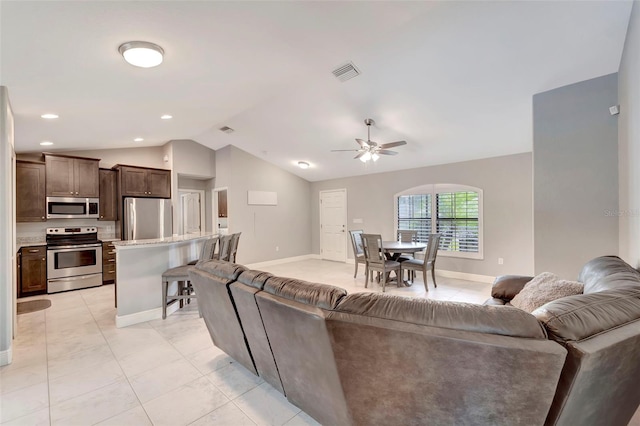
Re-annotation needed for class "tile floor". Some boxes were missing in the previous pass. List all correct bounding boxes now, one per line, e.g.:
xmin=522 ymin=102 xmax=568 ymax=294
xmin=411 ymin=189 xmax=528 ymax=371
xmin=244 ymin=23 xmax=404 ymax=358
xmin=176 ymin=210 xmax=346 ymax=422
xmin=3 ymin=259 xmax=637 ymax=425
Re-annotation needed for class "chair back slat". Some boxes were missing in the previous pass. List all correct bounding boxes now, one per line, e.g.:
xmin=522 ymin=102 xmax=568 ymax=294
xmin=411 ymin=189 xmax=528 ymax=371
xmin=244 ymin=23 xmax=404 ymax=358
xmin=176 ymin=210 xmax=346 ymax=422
xmin=198 ymin=236 xmax=219 ymax=263
xmin=426 ymin=234 xmax=441 ymax=263
xmin=218 ymin=234 xmax=233 ymax=261
xmin=349 ymin=230 xmax=364 ymax=257
xmin=397 ymin=230 xmax=417 ymax=243
xmin=362 ymin=234 xmax=385 ymax=266
xmin=229 ymin=232 xmax=241 ymax=263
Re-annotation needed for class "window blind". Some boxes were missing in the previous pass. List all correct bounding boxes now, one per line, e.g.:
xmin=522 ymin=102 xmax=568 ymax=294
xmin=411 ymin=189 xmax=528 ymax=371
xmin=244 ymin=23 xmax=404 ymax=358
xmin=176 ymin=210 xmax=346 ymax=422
xmin=436 ymin=191 xmax=479 ymax=252
xmin=397 ymin=194 xmax=431 ymax=243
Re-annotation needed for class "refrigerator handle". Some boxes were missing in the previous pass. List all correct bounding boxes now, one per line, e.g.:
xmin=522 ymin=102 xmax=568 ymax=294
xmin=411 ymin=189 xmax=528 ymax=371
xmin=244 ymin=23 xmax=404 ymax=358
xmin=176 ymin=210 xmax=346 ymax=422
xmin=128 ymin=201 xmax=135 ymax=240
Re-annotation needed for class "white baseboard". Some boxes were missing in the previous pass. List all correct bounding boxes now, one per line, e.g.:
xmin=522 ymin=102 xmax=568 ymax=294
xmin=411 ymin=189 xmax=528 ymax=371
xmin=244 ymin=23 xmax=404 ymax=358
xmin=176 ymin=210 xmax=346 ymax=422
xmin=246 ymin=254 xmax=321 ymax=269
xmin=0 ymin=346 xmax=13 ymax=366
xmin=116 ymin=302 xmax=180 ymax=328
xmin=436 ymin=269 xmax=495 ymax=283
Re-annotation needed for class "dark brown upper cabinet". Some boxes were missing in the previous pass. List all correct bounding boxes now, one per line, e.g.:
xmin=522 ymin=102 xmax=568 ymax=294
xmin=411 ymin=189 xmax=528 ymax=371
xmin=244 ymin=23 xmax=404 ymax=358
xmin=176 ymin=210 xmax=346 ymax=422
xmin=115 ymin=165 xmax=171 ymax=198
xmin=99 ymin=168 xmax=117 ymax=221
xmin=16 ymin=160 xmax=46 ymax=222
xmin=45 ymin=154 xmax=99 ymax=198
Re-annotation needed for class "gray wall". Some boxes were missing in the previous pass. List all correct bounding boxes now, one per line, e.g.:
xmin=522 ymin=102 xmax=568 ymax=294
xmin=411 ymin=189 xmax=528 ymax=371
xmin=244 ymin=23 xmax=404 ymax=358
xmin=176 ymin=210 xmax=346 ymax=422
xmin=533 ymin=73 xmax=619 ymax=279
xmin=64 ymin=146 xmax=167 ymax=169
xmin=311 ymin=153 xmax=534 ymax=277
xmin=215 ymin=145 xmax=312 ymax=264
xmin=619 ymin=1 xmax=640 ymax=268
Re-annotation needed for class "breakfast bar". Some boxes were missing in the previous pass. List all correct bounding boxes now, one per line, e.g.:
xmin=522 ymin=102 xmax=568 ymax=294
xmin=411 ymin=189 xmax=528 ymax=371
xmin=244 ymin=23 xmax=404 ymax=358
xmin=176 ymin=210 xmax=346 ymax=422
xmin=112 ymin=232 xmax=217 ymax=328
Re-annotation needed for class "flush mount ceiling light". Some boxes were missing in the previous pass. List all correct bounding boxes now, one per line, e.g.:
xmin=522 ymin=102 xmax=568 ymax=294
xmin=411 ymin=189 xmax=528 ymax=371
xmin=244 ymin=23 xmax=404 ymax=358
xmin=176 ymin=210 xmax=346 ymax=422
xmin=118 ymin=41 xmax=164 ymax=68
xmin=40 ymin=141 xmax=53 ymax=146
xmin=297 ymin=161 xmax=310 ymax=169
xmin=160 ymin=114 xmax=172 ymax=120
xmin=41 ymin=113 xmax=58 ymax=119
xmin=134 ymin=137 xmax=144 ymax=142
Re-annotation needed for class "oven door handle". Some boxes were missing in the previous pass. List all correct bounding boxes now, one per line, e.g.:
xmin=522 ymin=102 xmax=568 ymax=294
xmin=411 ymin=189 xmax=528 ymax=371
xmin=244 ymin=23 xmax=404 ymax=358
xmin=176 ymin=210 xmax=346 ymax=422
xmin=48 ymin=243 xmax=102 ymax=250
xmin=48 ymin=274 xmax=101 ymax=283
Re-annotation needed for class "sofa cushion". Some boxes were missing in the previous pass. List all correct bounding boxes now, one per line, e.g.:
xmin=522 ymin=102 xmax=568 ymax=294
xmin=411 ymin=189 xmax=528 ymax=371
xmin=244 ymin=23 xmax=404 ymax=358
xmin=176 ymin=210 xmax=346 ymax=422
xmin=510 ymin=272 xmax=583 ymax=313
xmin=335 ymin=292 xmax=547 ymax=339
xmin=195 ymin=259 xmax=246 ymax=281
xmin=237 ymin=269 xmax=273 ymax=290
xmin=533 ymin=287 xmax=640 ymax=342
xmin=578 ymin=255 xmax=640 ymax=294
xmin=263 ymin=276 xmax=347 ymax=310
xmin=491 ymin=275 xmax=534 ymax=301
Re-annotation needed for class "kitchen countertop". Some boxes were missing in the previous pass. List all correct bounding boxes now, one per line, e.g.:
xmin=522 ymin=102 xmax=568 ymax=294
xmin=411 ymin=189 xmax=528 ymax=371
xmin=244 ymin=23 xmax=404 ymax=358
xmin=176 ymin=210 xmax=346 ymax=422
xmin=113 ymin=232 xmax=217 ymax=249
xmin=16 ymin=238 xmax=47 ymax=250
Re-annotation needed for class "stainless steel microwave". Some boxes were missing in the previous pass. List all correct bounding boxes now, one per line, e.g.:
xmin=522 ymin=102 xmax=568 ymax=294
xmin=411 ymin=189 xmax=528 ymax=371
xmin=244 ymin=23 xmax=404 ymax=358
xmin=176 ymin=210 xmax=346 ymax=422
xmin=46 ymin=197 xmax=100 ymax=219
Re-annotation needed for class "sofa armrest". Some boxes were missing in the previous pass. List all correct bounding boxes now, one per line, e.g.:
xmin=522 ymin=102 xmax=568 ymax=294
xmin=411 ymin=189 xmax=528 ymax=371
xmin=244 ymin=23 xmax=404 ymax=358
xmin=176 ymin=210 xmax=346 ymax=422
xmin=491 ymin=275 xmax=534 ymax=301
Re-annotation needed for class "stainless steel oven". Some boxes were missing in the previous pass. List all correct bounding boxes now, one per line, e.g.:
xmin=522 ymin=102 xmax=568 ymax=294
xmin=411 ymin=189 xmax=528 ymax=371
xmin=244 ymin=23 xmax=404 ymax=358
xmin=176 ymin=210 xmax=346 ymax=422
xmin=46 ymin=227 xmax=102 ymax=293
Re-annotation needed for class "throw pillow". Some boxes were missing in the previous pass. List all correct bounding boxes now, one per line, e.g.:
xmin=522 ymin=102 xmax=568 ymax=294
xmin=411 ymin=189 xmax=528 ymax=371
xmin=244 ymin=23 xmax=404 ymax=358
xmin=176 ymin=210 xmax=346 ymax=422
xmin=510 ymin=272 xmax=584 ymax=313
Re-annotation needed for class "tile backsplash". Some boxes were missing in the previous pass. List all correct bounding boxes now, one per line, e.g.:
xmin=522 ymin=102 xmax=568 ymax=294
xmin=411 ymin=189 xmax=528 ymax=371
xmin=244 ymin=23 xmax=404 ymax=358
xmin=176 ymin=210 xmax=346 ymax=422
xmin=17 ymin=219 xmax=116 ymax=244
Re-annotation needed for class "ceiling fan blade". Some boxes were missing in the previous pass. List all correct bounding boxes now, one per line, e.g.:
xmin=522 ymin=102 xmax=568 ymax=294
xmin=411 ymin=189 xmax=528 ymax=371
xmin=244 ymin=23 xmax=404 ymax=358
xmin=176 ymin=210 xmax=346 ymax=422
xmin=377 ymin=149 xmax=399 ymax=156
xmin=355 ymin=138 xmax=370 ymax=148
xmin=354 ymin=151 xmax=367 ymax=160
xmin=379 ymin=140 xmax=407 ymax=149
xmin=331 ymin=149 xmax=362 ymax=152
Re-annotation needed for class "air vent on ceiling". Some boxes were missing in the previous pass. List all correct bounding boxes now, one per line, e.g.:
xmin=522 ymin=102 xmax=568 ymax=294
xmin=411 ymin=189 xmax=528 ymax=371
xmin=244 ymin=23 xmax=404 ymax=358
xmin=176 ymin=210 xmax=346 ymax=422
xmin=219 ymin=126 xmax=234 ymax=134
xmin=332 ymin=62 xmax=360 ymax=82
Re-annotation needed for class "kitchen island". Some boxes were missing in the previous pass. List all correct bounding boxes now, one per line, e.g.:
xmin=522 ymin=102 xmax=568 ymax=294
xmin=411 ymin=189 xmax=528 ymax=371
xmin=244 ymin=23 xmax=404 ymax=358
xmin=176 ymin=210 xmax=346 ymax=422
xmin=113 ymin=232 xmax=217 ymax=327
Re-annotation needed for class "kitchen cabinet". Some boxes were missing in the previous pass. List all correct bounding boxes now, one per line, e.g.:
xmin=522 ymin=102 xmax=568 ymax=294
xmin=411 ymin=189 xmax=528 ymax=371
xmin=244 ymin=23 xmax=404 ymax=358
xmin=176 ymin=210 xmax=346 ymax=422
xmin=18 ymin=245 xmax=47 ymax=297
xmin=102 ymin=241 xmax=117 ymax=307
xmin=45 ymin=154 xmax=99 ymax=197
xmin=218 ymin=190 xmax=227 ymax=218
xmin=99 ymin=169 xmax=117 ymax=221
xmin=16 ymin=160 xmax=46 ymax=222
xmin=116 ymin=165 xmax=171 ymax=198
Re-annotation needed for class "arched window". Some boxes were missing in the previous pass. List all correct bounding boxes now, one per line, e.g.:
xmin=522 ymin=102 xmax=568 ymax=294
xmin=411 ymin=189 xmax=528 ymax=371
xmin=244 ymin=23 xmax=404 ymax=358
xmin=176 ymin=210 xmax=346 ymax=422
xmin=395 ymin=184 xmax=483 ymax=259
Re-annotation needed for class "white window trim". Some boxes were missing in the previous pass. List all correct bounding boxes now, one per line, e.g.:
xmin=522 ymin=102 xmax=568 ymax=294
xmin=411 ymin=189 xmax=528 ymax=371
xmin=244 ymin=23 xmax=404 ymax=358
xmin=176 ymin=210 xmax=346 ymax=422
xmin=395 ymin=183 xmax=484 ymax=260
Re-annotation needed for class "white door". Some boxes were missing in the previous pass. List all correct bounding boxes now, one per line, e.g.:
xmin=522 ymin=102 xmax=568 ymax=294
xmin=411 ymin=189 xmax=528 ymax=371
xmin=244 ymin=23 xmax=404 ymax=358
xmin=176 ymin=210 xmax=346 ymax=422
xmin=320 ymin=189 xmax=347 ymax=262
xmin=181 ymin=192 xmax=201 ymax=233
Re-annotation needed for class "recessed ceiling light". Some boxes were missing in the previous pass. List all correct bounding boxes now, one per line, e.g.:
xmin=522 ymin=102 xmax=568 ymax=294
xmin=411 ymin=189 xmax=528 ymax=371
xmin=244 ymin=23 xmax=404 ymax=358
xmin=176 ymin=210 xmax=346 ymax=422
xmin=40 ymin=141 xmax=53 ymax=146
xmin=118 ymin=41 xmax=164 ymax=68
xmin=134 ymin=137 xmax=144 ymax=142
xmin=161 ymin=114 xmax=172 ymax=120
xmin=298 ymin=161 xmax=310 ymax=169
xmin=41 ymin=113 xmax=58 ymax=119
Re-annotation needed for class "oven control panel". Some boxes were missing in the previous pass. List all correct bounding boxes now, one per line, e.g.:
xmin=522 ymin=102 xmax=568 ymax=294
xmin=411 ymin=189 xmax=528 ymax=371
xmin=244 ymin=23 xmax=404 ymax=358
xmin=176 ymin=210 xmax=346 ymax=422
xmin=47 ymin=227 xmax=98 ymax=235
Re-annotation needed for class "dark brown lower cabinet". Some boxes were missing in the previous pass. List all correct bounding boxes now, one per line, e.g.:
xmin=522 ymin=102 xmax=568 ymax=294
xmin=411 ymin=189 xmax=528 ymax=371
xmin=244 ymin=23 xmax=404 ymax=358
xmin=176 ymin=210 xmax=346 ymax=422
xmin=18 ymin=246 xmax=47 ymax=297
xmin=102 ymin=241 xmax=117 ymax=307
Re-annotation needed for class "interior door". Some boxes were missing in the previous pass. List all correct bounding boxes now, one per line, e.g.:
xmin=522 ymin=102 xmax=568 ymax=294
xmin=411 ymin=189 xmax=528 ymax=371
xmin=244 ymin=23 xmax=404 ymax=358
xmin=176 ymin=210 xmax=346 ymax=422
xmin=320 ymin=189 xmax=347 ymax=262
xmin=182 ymin=192 xmax=201 ymax=234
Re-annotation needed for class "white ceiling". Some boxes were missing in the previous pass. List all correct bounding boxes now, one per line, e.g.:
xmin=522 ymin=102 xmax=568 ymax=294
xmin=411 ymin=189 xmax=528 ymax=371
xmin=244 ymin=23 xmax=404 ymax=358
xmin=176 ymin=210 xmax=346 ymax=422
xmin=1 ymin=1 xmax=633 ymax=182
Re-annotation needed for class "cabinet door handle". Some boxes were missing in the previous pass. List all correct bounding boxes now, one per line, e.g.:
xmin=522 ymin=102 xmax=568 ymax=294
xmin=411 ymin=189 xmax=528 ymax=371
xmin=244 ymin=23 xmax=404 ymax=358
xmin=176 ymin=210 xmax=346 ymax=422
xmin=109 ymin=250 xmax=116 ymax=254
xmin=70 ymin=192 xmax=74 ymax=194
xmin=42 ymin=258 xmax=45 ymax=261
xmin=75 ymin=192 xmax=79 ymax=195
xmin=108 ymin=259 xmax=116 ymax=262
xmin=28 ymin=249 xmax=40 ymax=253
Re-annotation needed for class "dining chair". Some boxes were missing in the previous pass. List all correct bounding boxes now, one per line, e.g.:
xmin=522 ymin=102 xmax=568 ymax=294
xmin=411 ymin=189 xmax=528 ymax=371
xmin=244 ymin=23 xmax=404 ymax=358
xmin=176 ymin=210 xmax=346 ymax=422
xmin=228 ymin=232 xmax=241 ymax=263
xmin=362 ymin=233 xmax=402 ymax=292
xmin=216 ymin=234 xmax=233 ymax=261
xmin=349 ymin=230 xmax=367 ymax=278
xmin=400 ymin=233 xmax=441 ymax=291
xmin=397 ymin=229 xmax=418 ymax=279
xmin=161 ymin=236 xmax=218 ymax=319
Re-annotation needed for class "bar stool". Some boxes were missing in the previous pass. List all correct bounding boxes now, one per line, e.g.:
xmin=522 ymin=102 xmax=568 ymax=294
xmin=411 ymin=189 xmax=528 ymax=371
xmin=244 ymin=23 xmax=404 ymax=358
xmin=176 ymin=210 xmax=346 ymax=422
xmin=161 ymin=236 xmax=218 ymax=319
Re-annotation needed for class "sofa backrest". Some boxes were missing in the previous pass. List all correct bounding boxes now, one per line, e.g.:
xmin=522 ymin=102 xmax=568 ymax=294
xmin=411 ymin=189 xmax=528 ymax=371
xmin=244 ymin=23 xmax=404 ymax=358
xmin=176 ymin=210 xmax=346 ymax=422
xmin=255 ymin=276 xmax=350 ymax=426
xmin=578 ymin=255 xmax=640 ymax=293
xmin=229 ymin=269 xmax=285 ymax=394
xmin=327 ymin=292 xmax=567 ymax=426
xmin=533 ymin=287 xmax=640 ymax=426
xmin=189 ymin=260 xmax=256 ymax=374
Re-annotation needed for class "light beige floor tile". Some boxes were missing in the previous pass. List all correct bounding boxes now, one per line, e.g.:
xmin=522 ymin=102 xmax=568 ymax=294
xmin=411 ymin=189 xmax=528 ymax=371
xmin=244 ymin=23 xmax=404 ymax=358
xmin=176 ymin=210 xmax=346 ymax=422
xmin=0 ymin=363 xmax=47 ymax=395
xmin=0 ymin=407 xmax=50 ymax=426
xmin=47 ymin=342 xmax=115 ymax=379
xmin=0 ymin=381 xmax=49 ymax=423
xmin=50 ymin=377 xmax=138 ymax=425
xmin=187 ymin=346 xmax=235 ymax=375
xmin=143 ymin=376 xmax=230 ymax=426
xmin=190 ymin=401 xmax=256 ymax=426
xmin=205 ymin=363 xmax=264 ymax=399
xmin=282 ymin=411 xmax=321 ymax=426
xmin=102 ymin=326 xmax=166 ymax=358
xmin=2 ymin=343 xmax=47 ymax=372
xmin=116 ymin=341 xmax=183 ymax=377
xmin=233 ymin=383 xmax=300 ymax=426
xmin=46 ymin=330 xmax=107 ymax=359
xmin=129 ymin=358 xmax=203 ymax=403
xmin=170 ymin=327 xmax=215 ymax=356
xmin=95 ymin=404 xmax=152 ymax=426
xmin=48 ymin=359 xmax=124 ymax=405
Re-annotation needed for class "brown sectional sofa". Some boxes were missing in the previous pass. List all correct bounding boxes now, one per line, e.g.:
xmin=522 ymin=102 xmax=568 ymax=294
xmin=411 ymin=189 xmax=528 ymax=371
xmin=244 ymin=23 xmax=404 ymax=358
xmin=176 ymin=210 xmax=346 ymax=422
xmin=189 ymin=255 xmax=640 ymax=426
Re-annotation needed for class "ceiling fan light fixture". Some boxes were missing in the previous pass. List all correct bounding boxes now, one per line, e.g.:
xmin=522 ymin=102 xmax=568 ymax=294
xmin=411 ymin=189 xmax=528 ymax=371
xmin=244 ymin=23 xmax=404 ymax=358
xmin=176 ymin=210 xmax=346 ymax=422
xmin=119 ymin=41 xmax=164 ymax=68
xmin=297 ymin=161 xmax=310 ymax=169
xmin=360 ymin=152 xmax=372 ymax=163
xmin=372 ymin=153 xmax=380 ymax=162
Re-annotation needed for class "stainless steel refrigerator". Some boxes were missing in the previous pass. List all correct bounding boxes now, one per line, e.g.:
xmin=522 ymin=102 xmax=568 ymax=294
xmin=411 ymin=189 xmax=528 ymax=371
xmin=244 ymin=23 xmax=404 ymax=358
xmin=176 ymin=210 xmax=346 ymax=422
xmin=123 ymin=198 xmax=173 ymax=240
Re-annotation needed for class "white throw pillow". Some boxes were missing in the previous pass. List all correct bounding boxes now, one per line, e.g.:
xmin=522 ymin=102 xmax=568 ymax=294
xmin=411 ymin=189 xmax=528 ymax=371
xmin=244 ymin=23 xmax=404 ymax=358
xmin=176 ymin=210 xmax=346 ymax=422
xmin=510 ymin=272 xmax=584 ymax=313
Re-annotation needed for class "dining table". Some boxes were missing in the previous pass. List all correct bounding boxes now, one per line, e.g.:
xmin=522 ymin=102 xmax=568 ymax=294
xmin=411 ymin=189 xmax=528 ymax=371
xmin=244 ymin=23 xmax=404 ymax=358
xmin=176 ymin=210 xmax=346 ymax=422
xmin=381 ymin=241 xmax=427 ymax=286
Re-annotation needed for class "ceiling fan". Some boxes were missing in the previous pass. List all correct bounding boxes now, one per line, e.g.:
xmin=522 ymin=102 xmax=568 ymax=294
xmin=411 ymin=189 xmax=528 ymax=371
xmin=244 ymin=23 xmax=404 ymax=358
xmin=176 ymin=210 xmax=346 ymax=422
xmin=331 ymin=118 xmax=407 ymax=162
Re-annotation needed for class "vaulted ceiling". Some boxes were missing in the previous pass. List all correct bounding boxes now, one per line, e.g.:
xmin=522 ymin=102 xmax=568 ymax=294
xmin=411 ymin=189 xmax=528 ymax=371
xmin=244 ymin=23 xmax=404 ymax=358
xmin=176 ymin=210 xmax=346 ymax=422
xmin=1 ymin=1 xmax=633 ymax=181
